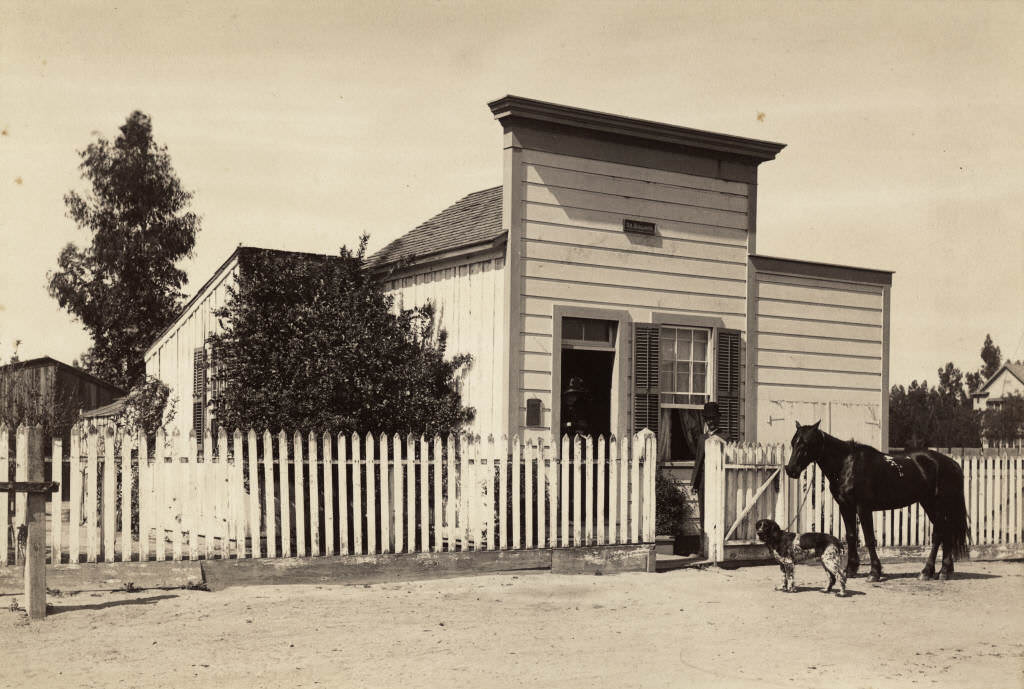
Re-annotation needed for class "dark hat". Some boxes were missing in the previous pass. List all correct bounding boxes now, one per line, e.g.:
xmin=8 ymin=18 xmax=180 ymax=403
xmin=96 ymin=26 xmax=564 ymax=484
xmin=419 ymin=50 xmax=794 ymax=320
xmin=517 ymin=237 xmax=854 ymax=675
xmin=702 ymin=402 xmax=721 ymax=426
xmin=564 ymin=376 xmax=588 ymax=395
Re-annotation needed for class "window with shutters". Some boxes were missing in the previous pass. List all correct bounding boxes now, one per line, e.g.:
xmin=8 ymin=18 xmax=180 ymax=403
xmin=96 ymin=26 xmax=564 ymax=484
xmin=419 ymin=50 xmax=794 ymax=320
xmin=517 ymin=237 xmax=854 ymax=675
xmin=659 ymin=327 xmax=710 ymax=408
xmin=193 ymin=347 xmax=206 ymax=451
xmin=634 ymin=324 xmax=742 ymax=443
xmin=716 ymin=329 xmax=742 ymax=442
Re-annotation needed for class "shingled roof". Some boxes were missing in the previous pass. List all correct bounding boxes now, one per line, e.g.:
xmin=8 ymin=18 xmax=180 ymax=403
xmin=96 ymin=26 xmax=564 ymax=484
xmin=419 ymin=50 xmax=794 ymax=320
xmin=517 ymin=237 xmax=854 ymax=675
xmin=368 ymin=186 xmax=504 ymax=268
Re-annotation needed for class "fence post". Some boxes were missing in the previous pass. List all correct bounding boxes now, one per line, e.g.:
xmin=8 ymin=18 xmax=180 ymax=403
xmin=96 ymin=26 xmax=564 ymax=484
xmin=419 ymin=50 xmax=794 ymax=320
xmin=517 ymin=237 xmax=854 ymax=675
xmin=704 ymin=435 xmax=725 ymax=564
xmin=23 ymin=425 xmax=47 ymax=619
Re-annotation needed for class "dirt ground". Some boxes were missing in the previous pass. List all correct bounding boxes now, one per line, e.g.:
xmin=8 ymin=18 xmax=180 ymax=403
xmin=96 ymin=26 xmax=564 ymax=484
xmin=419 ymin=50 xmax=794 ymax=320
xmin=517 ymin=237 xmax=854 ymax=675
xmin=0 ymin=559 xmax=1020 ymax=689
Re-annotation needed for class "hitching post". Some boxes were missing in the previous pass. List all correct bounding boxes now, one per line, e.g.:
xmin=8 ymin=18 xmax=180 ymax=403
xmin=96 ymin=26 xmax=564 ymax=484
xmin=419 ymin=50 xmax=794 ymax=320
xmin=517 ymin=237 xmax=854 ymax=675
xmin=0 ymin=425 xmax=59 ymax=620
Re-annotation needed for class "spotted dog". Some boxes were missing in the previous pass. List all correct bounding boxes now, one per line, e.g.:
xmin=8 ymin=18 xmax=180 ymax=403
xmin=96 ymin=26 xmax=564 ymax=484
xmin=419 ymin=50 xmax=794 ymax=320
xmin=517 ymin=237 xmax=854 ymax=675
xmin=755 ymin=518 xmax=848 ymax=596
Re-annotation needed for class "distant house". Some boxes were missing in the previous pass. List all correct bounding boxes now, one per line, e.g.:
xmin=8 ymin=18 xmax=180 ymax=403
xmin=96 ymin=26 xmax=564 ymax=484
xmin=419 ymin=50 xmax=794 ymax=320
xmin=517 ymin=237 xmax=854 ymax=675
xmin=0 ymin=356 xmax=124 ymax=434
xmin=972 ymin=362 xmax=1024 ymax=412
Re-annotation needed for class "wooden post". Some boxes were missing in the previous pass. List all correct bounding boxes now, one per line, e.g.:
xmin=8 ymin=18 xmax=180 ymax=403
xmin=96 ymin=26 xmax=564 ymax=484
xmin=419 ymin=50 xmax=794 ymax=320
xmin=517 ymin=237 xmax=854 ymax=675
xmin=703 ymin=435 xmax=725 ymax=564
xmin=23 ymin=425 xmax=47 ymax=619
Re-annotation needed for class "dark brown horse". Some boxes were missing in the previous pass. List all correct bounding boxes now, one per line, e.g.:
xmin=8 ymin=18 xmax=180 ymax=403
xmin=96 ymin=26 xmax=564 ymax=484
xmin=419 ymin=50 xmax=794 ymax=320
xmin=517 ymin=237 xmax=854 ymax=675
xmin=786 ymin=421 xmax=970 ymax=581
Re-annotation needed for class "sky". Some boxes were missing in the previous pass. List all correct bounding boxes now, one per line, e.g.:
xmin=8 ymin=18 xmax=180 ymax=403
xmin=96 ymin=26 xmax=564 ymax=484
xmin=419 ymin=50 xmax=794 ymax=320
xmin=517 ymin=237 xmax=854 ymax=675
xmin=1 ymin=0 xmax=1022 ymax=388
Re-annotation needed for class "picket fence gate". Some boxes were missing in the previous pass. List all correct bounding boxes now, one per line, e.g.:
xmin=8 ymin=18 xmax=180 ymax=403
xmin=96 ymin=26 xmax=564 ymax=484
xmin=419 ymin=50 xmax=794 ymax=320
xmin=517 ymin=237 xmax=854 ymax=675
xmin=703 ymin=438 xmax=1024 ymax=562
xmin=0 ymin=424 xmax=656 ymax=566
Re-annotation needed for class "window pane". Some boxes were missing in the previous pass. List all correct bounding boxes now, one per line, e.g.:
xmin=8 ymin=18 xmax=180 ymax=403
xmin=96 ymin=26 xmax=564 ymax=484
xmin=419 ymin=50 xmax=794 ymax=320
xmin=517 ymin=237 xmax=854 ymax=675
xmin=693 ymin=331 xmax=708 ymax=361
xmin=693 ymin=362 xmax=706 ymax=394
xmin=583 ymin=320 xmax=611 ymax=342
xmin=563 ymin=318 xmax=583 ymax=340
xmin=676 ymin=363 xmax=690 ymax=393
xmin=677 ymin=330 xmax=692 ymax=360
xmin=660 ymin=331 xmax=675 ymax=361
xmin=660 ymin=369 xmax=674 ymax=392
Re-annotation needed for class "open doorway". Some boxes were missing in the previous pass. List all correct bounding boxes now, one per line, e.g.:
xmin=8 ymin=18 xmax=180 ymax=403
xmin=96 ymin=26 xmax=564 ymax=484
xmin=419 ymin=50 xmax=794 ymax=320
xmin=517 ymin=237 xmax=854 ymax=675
xmin=559 ymin=349 xmax=614 ymax=439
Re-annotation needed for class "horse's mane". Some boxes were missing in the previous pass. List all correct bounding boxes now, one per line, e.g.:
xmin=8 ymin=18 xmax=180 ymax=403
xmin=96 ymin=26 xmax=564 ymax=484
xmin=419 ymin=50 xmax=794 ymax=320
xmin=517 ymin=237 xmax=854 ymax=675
xmin=820 ymin=430 xmax=881 ymax=456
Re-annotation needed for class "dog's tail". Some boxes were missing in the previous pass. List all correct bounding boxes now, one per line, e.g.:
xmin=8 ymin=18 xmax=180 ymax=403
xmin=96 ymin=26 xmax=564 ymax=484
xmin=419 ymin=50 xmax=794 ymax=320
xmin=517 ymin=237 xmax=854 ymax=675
xmin=837 ymin=538 xmax=849 ymax=570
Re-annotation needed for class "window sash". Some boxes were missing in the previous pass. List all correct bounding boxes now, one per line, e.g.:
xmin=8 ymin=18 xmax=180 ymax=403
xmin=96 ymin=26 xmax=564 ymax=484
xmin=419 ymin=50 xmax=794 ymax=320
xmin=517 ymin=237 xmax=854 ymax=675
xmin=658 ymin=326 xmax=711 ymax=404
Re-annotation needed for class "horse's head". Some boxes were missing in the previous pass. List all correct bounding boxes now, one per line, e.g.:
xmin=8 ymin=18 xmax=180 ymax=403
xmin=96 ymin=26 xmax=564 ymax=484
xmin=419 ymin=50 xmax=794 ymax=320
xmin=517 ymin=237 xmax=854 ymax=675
xmin=786 ymin=420 xmax=823 ymax=478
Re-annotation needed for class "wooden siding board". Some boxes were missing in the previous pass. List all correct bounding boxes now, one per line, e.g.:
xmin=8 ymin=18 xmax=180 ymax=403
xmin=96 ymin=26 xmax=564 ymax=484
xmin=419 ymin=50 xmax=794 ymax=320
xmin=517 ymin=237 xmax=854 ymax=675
xmin=520 ymin=148 xmax=750 ymax=196
xmin=757 ymin=333 xmax=883 ymax=359
xmin=757 ymin=315 xmax=882 ymax=343
xmin=757 ymin=350 xmax=882 ymax=375
xmin=525 ymin=204 xmax=748 ymax=249
xmin=524 ymin=164 xmax=749 ymax=213
xmin=523 ymin=278 xmax=747 ymax=317
xmin=757 ymin=279 xmax=883 ymax=310
xmin=523 ymin=239 xmax=747 ymax=281
xmin=525 ymin=184 xmax=749 ymax=231
xmin=523 ymin=259 xmax=747 ymax=298
xmin=757 ymin=367 xmax=882 ymax=391
xmin=757 ymin=299 xmax=882 ymax=327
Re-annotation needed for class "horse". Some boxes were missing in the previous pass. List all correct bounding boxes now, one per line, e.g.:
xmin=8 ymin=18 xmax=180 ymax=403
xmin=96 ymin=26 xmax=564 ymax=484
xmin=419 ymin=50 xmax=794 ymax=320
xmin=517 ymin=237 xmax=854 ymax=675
xmin=786 ymin=421 xmax=970 ymax=582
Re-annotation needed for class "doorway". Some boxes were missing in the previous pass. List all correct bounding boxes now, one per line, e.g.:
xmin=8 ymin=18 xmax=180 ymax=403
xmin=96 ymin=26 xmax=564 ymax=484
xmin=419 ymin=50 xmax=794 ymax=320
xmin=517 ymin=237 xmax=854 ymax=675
xmin=559 ymin=348 xmax=615 ymax=439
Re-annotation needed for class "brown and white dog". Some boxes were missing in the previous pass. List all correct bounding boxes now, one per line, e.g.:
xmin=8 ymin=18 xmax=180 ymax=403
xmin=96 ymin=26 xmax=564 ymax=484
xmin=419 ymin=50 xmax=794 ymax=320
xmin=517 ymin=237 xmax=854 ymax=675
xmin=755 ymin=518 xmax=848 ymax=596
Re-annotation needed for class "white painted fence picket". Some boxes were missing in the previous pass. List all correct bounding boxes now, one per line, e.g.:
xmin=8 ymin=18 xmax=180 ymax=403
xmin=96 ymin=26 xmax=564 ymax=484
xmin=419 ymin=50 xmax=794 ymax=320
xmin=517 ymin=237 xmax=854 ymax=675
xmin=0 ymin=424 xmax=657 ymax=566
xmin=704 ymin=439 xmax=1024 ymax=563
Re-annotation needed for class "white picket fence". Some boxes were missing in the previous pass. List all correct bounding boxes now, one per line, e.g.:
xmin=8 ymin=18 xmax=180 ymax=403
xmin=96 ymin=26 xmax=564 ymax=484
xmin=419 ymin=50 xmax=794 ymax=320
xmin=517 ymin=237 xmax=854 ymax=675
xmin=0 ymin=424 xmax=656 ymax=565
xmin=703 ymin=439 xmax=1024 ymax=562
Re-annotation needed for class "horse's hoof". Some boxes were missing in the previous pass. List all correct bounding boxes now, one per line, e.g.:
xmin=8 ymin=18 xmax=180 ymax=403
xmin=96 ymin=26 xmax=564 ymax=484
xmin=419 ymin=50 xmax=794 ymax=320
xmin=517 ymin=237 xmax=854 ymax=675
xmin=918 ymin=571 xmax=934 ymax=581
xmin=836 ymin=591 xmax=848 ymax=598
xmin=938 ymin=571 xmax=951 ymax=581
xmin=867 ymin=573 xmax=881 ymax=583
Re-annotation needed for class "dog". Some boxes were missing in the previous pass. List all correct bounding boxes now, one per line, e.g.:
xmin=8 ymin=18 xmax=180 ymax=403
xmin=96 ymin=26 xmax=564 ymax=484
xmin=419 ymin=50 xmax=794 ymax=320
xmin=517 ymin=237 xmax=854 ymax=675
xmin=755 ymin=518 xmax=847 ymax=596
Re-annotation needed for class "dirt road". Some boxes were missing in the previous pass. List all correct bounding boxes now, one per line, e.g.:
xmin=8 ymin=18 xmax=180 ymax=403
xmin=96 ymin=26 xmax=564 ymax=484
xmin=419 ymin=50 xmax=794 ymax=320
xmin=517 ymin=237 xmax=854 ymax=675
xmin=1 ymin=559 xmax=1020 ymax=689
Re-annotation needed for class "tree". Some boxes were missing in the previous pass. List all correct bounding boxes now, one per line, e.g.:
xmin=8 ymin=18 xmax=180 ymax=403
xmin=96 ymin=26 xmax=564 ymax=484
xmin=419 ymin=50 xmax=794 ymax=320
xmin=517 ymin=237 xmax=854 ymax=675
xmin=208 ymin=240 xmax=474 ymax=436
xmin=889 ymin=376 xmax=980 ymax=449
xmin=982 ymin=393 xmax=1024 ymax=446
xmin=48 ymin=111 xmax=200 ymax=389
xmin=937 ymin=362 xmax=968 ymax=406
xmin=967 ymin=333 xmax=1003 ymax=394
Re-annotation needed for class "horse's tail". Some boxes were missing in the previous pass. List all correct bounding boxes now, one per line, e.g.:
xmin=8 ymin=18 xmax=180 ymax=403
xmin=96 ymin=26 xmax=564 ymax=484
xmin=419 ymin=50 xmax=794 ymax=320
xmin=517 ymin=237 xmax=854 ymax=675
xmin=935 ymin=455 xmax=970 ymax=561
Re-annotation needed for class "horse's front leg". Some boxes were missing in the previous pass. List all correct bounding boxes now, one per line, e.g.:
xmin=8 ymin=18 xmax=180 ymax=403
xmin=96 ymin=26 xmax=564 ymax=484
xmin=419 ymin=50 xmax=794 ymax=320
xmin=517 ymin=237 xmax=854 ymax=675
xmin=857 ymin=504 xmax=882 ymax=582
xmin=839 ymin=504 xmax=860 ymax=577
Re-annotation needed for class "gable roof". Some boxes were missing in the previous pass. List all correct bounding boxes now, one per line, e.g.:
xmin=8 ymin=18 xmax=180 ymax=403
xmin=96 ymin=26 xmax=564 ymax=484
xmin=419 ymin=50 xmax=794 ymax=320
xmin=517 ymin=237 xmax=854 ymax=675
xmin=81 ymin=397 xmax=126 ymax=419
xmin=976 ymin=362 xmax=1024 ymax=396
xmin=145 ymin=245 xmax=345 ymax=358
xmin=368 ymin=186 xmax=504 ymax=269
xmin=0 ymin=356 xmax=125 ymax=395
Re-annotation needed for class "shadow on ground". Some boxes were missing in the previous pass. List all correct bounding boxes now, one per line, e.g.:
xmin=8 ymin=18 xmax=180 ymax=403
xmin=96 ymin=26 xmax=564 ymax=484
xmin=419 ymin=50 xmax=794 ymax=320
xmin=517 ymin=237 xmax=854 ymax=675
xmin=47 ymin=594 xmax=178 ymax=615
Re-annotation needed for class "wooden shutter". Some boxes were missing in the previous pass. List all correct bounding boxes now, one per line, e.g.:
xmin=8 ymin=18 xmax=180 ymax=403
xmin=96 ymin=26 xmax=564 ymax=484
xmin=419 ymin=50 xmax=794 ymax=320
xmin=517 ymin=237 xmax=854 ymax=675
xmin=193 ymin=347 xmax=206 ymax=449
xmin=716 ymin=329 xmax=741 ymax=442
xmin=633 ymin=324 xmax=660 ymax=434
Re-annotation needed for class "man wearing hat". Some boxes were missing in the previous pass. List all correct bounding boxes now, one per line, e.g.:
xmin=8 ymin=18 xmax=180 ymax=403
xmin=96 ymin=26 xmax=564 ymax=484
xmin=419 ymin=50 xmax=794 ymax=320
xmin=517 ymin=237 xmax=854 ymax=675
xmin=691 ymin=401 xmax=722 ymax=529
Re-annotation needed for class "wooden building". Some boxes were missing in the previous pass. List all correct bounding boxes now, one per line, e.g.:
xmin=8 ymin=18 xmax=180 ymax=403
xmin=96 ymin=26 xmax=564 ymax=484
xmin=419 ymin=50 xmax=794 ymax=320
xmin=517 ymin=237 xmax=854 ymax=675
xmin=149 ymin=96 xmax=892 ymax=467
xmin=143 ymin=247 xmax=345 ymax=446
xmin=372 ymin=96 xmax=892 ymax=467
xmin=971 ymin=362 xmax=1024 ymax=412
xmin=0 ymin=356 xmax=124 ymax=433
